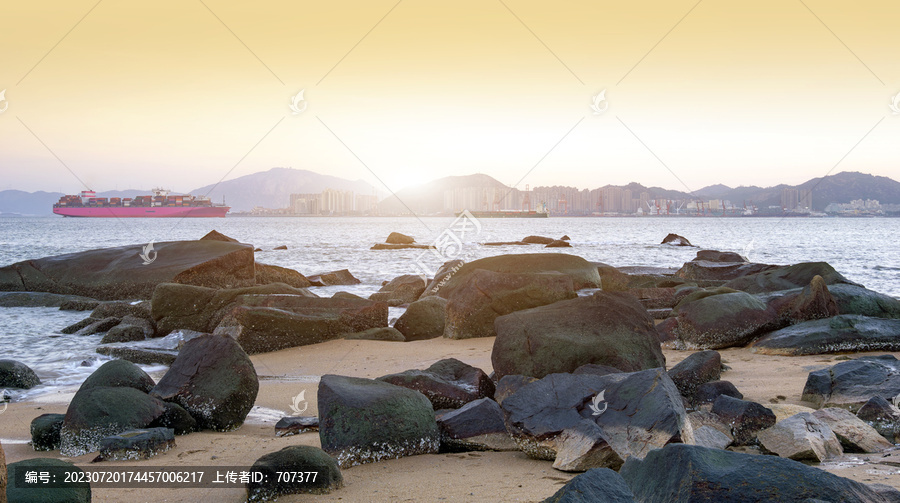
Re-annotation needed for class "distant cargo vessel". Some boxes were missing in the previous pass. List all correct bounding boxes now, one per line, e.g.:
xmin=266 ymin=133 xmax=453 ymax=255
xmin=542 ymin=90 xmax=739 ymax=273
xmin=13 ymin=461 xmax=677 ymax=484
xmin=53 ymin=188 xmax=229 ymax=218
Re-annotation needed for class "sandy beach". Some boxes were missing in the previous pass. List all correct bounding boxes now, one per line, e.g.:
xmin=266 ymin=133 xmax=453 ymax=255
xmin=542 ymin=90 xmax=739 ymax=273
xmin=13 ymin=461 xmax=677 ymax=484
xmin=5 ymin=336 xmax=900 ymax=503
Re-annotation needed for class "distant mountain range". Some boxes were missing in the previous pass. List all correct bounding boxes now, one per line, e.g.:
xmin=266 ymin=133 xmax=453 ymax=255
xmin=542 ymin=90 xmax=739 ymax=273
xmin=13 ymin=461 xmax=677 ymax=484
xmin=1 ymin=169 xmax=897 ymax=215
xmin=0 ymin=168 xmax=378 ymax=215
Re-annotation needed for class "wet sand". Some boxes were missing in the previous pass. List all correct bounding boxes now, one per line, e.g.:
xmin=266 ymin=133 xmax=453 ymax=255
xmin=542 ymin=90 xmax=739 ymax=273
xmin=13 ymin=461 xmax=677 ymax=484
xmin=3 ymin=338 xmax=900 ymax=502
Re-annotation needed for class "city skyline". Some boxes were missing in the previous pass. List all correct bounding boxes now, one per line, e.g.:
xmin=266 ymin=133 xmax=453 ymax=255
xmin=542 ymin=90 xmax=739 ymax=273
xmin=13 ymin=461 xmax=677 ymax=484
xmin=1 ymin=2 xmax=899 ymax=194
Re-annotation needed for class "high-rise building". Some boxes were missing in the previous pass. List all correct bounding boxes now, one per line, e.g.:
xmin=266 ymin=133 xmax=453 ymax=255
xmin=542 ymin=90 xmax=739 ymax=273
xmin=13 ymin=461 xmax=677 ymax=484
xmin=781 ymin=188 xmax=799 ymax=210
xmin=798 ymin=189 xmax=813 ymax=210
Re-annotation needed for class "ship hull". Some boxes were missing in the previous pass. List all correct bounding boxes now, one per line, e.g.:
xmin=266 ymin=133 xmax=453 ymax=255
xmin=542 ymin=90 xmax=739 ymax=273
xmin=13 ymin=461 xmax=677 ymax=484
xmin=53 ymin=206 xmax=229 ymax=218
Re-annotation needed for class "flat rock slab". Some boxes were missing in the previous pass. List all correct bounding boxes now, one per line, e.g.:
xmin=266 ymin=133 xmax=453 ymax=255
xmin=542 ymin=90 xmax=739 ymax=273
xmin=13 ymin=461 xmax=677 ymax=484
xmin=0 ymin=240 xmax=256 ymax=300
xmin=437 ymin=398 xmax=517 ymax=452
xmin=751 ymin=315 xmax=900 ymax=356
xmin=757 ymin=412 xmax=842 ymax=461
xmin=98 ymin=427 xmax=176 ymax=460
xmin=802 ymin=355 xmax=900 ymax=411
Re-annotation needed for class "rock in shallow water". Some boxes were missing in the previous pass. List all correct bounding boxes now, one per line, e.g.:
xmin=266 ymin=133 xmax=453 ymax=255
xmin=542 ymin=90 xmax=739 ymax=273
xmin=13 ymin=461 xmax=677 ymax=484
xmin=317 ymin=374 xmax=440 ymax=467
xmin=0 ymin=359 xmax=41 ymax=389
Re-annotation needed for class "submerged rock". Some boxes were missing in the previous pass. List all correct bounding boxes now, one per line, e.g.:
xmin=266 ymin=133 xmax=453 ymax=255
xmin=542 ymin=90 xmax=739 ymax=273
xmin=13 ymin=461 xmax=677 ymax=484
xmin=661 ymin=233 xmax=693 ymax=246
xmin=385 ymin=232 xmax=415 ymax=244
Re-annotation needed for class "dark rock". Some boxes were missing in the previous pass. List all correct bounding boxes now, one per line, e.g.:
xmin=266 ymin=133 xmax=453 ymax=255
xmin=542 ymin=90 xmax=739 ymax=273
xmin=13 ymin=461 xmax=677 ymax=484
xmin=668 ymin=350 xmax=721 ymax=399
xmin=445 ymin=269 xmax=576 ymax=339
xmin=394 ymin=296 xmax=447 ymax=341
xmin=73 ymin=316 xmax=122 ymax=336
xmin=30 ymin=413 xmax=65 ymax=451
xmin=661 ymin=233 xmax=693 ymax=246
xmin=542 ymin=467 xmax=635 ymax=503
xmin=560 ymin=235 xmax=571 ymax=241
xmin=695 ymin=250 xmax=747 ymax=263
xmin=501 ymin=369 xmax=692 ymax=462
xmin=0 ymin=360 xmax=41 ymax=389
xmin=378 ymin=358 xmax=495 ymax=409
xmin=150 ymin=334 xmax=258 ymax=431
xmin=101 ymin=315 xmax=155 ymax=343
xmin=0 ymin=292 xmax=98 ymax=308
xmin=255 ymin=263 xmax=312 ymax=288
xmin=79 ymin=359 xmax=155 ymax=393
xmin=829 ymin=284 xmax=900 ymax=319
xmin=437 ymin=398 xmax=517 ymax=452
xmin=812 ymin=407 xmax=893 ymax=453
xmin=98 ymin=427 xmax=176 ymax=460
xmin=593 ymin=263 xmax=629 ymax=292
xmin=148 ymin=401 xmax=197 ymax=435
xmin=344 ymin=327 xmax=405 ymax=342
xmin=724 ymin=261 xmax=861 ymax=294
xmin=306 ymin=269 xmax=361 ymax=286
xmin=856 ymin=396 xmax=900 ymax=443
xmin=552 ymin=420 xmax=624 ymax=472
xmin=369 ymin=274 xmax=426 ymax=304
xmin=789 ymin=275 xmax=840 ymax=321
xmin=423 ymin=253 xmax=601 ymax=298
xmin=572 ymin=364 xmax=623 ymax=377
xmin=751 ymin=315 xmax=900 ymax=356
xmin=60 ymin=317 xmax=97 ymax=334
xmin=494 ymin=374 xmax=537 ymax=405
xmin=91 ymin=301 xmax=152 ymax=321
xmin=386 ymin=232 xmax=415 ymax=244
xmin=710 ymin=395 xmax=776 ymax=445
xmin=95 ymin=346 xmax=178 ymax=365
xmin=522 ymin=235 xmax=556 ymax=245
xmin=670 ymin=291 xmax=777 ymax=349
xmin=627 ymin=287 xmax=677 ymax=309
xmin=619 ymin=443 xmax=896 ymax=503
xmin=546 ymin=240 xmax=572 ymax=248
xmin=60 ymin=386 xmax=167 ymax=456
xmin=675 ymin=260 xmax=774 ymax=281
xmin=246 ymin=445 xmax=343 ymax=500
xmin=317 ymin=374 xmax=440 ymax=467
xmin=492 ymin=292 xmax=665 ymax=379
xmin=801 ymin=355 xmax=900 ymax=411
xmin=200 ymin=230 xmax=239 ymax=242
xmin=254 ymin=247 xmax=262 ymax=252
xmin=693 ymin=380 xmax=743 ymax=406
xmin=757 ymin=412 xmax=842 ymax=461
xmin=273 ymin=245 xmax=288 ymax=250
xmin=331 ymin=291 xmax=365 ymax=300
xmin=0 ymin=240 xmax=256 ymax=300
xmin=275 ymin=416 xmax=319 ymax=437
xmin=151 ymin=282 xmax=320 ymax=335
xmin=6 ymin=458 xmax=91 ymax=503
xmin=483 ymin=241 xmax=528 ymax=246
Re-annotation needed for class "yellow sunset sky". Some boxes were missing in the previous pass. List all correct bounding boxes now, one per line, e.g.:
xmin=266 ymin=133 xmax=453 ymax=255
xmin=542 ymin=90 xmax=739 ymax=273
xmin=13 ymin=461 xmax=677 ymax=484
xmin=1 ymin=0 xmax=898 ymax=194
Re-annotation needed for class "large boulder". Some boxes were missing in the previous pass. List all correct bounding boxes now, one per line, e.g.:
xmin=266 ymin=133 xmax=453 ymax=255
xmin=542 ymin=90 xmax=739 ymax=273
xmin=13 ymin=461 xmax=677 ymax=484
xmin=150 ymin=334 xmax=258 ymax=431
xmin=317 ymin=374 xmax=440 ymax=467
xmin=828 ymin=284 xmax=900 ymax=319
xmin=101 ymin=315 xmax=156 ymax=343
xmin=385 ymin=232 xmax=415 ymax=244
xmin=255 ymin=263 xmax=312 ymax=288
xmin=378 ymin=358 xmax=494 ymax=409
xmin=437 ymin=398 xmax=518 ymax=452
xmin=492 ymin=292 xmax=665 ymax=379
xmin=552 ymin=420 xmax=624 ymax=472
xmin=593 ymin=263 xmax=629 ymax=292
xmin=856 ymin=396 xmax=900 ymax=443
xmin=422 ymin=253 xmax=601 ymax=298
xmin=724 ymin=262 xmax=860 ymax=294
xmin=30 ymin=413 xmax=65 ymax=451
xmin=619 ymin=443 xmax=900 ymax=503
xmin=247 ymin=446 xmax=343 ymax=500
xmin=444 ymin=269 xmax=577 ymax=339
xmin=0 ymin=360 xmax=40 ymax=389
xmin=756 ymin=412 xmax=843 ymax=461
xmin=79 ymin=359 xmax=155 ymax=393
xmin=369 ymin=275 xmax=426 ymax=305
xmin=306 ymin=269 xmax=360 ymax=286
xmin=675 ymin=260 xmax=774 ymax=281
xmin=695 ymin=250 xmax=747 ymax=263
xmin=393 ymin=296 xmax=447 ymax=341
xmin=801 ymin=355 xmax=900 ymax=411
xmin=750 ymin=315 xmax=900 ymax=356
xmin=200 ymin=230 xmax=239 ymax=242
xmin=0 ymin=240 xmax=257 ymax=300
xmin=812 ymin=407 xmax=893 ymax=453
xmin=60 ymin=386 xmax=166 ymax=456
xmin=670 ymin=291 xmax=777 ymax=349
xmin=6 ymin=458 xmax=91 ymax=503
xmin=667 ymin=350 xmax=721 ymax=399
xmin=542 ymin=467 xmax=636 ymax=503
xmin=501 ymin=369 xmax=692 ymax=462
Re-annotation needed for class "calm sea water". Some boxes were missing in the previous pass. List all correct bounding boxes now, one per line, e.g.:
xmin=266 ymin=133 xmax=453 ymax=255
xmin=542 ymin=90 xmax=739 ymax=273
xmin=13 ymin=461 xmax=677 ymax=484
xmin=1 ymin=215 xmax=898 ymax=401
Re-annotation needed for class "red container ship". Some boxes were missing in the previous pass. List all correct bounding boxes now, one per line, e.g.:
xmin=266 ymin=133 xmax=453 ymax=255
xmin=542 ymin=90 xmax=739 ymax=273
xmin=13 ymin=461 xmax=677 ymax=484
xmin=53 ymin=188 xmax=230 ymax=218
